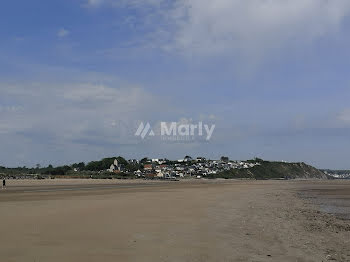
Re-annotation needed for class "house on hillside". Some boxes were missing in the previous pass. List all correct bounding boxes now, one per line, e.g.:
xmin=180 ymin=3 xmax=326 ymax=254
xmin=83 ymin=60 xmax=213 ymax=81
xmin=128 ymin=159 xmax=139 ymax=164
xmin=134 ymin=169 xmax=142 ymax=177
xmin=107 ymin=159 xmax=122 ymax=172
xmin=143 ymin=164 xmax=154 ymax=171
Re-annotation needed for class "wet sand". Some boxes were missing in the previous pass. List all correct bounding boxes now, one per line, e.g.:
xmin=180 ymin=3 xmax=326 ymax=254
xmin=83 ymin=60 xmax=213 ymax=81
xmin=0 ymin=179 xmax=349 ymax=262
xmin=298 ymin=180 xmax=350 ymax=220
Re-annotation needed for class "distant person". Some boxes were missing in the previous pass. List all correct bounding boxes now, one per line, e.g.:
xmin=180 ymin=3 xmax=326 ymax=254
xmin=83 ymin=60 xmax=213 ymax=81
xmin=2 ymin=179 xmax=5 ymax=189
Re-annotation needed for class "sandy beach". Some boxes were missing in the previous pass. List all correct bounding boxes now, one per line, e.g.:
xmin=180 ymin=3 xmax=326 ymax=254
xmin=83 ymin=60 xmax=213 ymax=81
xmin=0 ymin=179 xmax=349 ymax=262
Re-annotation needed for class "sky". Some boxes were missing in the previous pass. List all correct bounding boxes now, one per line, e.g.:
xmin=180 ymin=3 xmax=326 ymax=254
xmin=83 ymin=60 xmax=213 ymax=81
xmin=1 ymin=0 xmax=350 ymax=169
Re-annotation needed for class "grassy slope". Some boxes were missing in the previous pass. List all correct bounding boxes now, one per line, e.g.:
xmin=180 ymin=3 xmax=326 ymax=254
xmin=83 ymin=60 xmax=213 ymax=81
xmin=209 ymin=161 xmax=327 ymax=180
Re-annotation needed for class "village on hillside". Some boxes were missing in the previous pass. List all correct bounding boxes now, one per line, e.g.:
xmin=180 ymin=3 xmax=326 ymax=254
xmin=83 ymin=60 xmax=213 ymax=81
xmin=105 ymin=156 xmax=261 ymax=179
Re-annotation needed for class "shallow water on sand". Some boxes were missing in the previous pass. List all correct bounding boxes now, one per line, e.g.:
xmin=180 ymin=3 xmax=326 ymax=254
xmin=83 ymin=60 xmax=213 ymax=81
xmin=318 ymin=199 xmax=350 ymax=220
xmin=300 ymin=183 xmax=350 ymax=220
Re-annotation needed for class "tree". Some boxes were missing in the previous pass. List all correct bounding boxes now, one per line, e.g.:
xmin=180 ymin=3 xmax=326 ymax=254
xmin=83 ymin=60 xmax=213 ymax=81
xmin=72 ymin=162 xmax=85 ymax=169
xmin=140 ymin=157 xmax=149 ymax=164
xmin=85 ymin=161 xmax=103 ymax=171
xmin=220 ymin=156 xmax=229 ymax=162
xmin=115 ymin=156 xmax=128 ymax=166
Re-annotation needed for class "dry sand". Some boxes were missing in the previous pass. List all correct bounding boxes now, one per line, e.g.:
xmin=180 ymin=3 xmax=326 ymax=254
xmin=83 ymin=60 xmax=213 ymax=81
xmin=0 ymin=179 xmax=349 ymax=262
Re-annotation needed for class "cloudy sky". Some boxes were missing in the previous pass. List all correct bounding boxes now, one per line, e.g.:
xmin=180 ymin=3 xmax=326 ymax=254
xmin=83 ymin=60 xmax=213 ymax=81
xmin=1 ymin=0 xmax=350 ymax=168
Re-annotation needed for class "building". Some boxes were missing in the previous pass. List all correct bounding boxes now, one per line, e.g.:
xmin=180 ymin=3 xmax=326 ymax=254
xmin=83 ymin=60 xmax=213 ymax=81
xmin=143 ymin=164 xmax=153 ymax=171
xmin=107 ymin=159 xmax=122 ymax=172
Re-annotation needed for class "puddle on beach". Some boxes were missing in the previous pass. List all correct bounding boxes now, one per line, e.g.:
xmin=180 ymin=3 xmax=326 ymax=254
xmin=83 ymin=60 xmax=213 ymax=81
xmin=319 ymin=202 xmax=350 ymax=220
xmin=300 ymin=184 xmax=350 ymax=220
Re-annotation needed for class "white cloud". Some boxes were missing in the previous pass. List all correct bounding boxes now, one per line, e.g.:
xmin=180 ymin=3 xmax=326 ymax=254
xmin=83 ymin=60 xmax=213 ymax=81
xmin=337 ymin=108 xmax=350 ymax=124
xmin=85 ymin=0 xmax=104 ymax=7
xmin=170 ymin=0 xmax=350 ymax=56
xmin=0 ymin=81 xmax=159 ymax=144
xmin=57 ymin=28 xmax=70 ymax=38
xmin=85 ymin=0 xmax=350 ymax=58
xmin=0 ymin=78 xmax=199 ymax=166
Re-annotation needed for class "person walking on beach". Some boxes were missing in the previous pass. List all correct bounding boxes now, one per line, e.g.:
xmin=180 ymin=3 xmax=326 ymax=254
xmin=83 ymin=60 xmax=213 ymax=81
xmin=2 ymin=179 xmax=5 ymax=189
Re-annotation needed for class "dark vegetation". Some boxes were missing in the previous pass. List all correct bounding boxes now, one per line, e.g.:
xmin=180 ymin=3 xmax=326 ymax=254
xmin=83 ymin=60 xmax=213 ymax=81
xmin=0 ymin=156 xmax=141 ymax=178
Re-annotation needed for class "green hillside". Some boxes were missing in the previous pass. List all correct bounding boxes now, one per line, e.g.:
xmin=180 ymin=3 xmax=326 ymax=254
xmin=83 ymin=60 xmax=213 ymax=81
xmin=208 ymin=161 xmax=328 ymax=180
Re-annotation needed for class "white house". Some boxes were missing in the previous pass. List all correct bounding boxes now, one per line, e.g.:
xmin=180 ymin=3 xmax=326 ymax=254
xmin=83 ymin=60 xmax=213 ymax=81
xmin=108 ymin=159 xmax=121 ymax=172
xmin=107 ymin=164 xmax=115 ymax=172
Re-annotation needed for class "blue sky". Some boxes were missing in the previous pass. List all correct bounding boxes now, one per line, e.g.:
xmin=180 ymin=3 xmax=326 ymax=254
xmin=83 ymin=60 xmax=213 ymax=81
xmin=1 ymin=0 xmax=350 ymax=168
